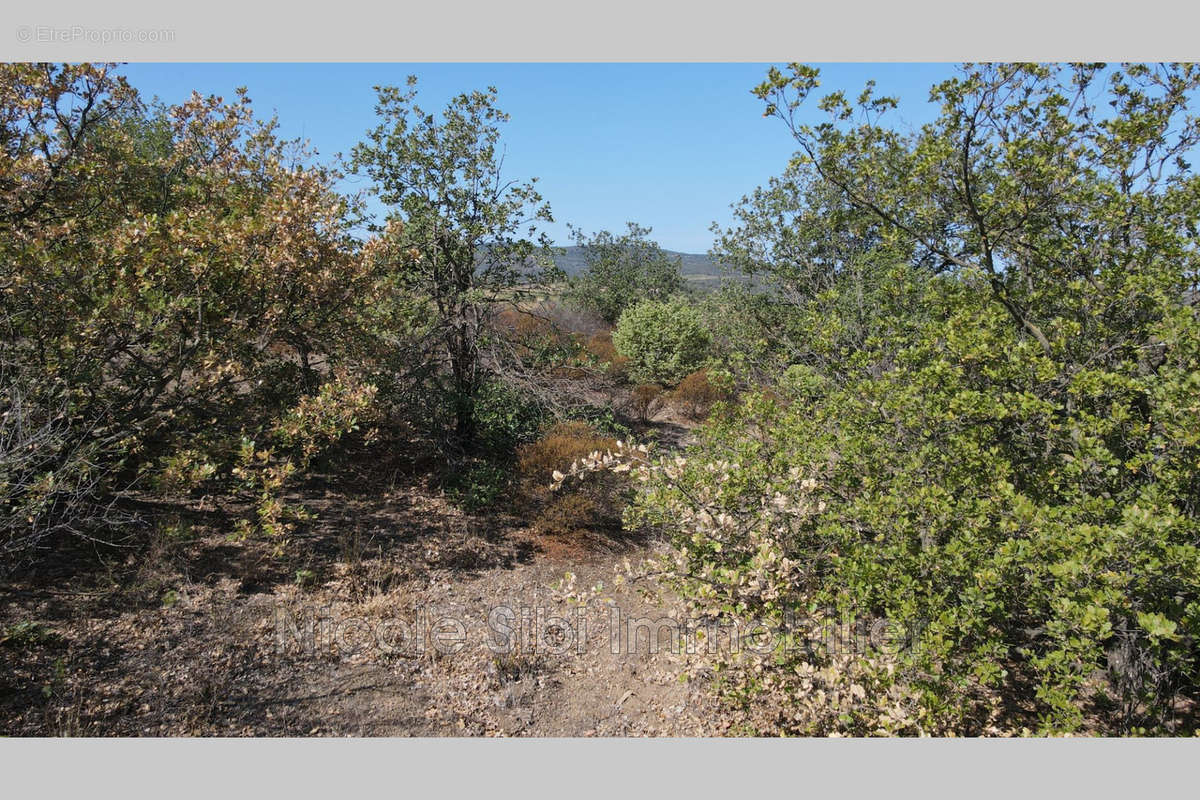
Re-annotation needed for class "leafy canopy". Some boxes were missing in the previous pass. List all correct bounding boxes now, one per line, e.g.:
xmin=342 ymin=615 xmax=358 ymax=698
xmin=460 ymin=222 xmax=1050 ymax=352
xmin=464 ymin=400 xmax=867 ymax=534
xmin=351 ymin=77 xmax=561 ymax=448
xmin=607 ymin=62 xmax=1200 ymax=735
xmin=563 ymin=222 xmax=685 ymax=324
xmin=612 ymin=297 xmax=711 ymax=386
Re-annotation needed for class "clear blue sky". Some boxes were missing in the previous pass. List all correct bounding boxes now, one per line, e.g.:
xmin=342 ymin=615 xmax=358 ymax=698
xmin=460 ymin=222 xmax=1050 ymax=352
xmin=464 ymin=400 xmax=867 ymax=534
xmin=116 ymin=63 xmax=957 ymax=253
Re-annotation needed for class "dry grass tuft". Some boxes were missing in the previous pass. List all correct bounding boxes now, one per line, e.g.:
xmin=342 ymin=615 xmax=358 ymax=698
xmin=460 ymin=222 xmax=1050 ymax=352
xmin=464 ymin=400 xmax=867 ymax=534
xmin=671 ymin=369 xmax=728 ymax=420
xmin=516 ymin=422 xmax=624 ymax=539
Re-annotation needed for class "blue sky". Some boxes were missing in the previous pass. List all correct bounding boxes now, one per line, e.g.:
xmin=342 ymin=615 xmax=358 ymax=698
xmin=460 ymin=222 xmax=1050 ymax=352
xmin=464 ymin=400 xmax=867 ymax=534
xmin=116 ymin=63 xmax=958 ymax=253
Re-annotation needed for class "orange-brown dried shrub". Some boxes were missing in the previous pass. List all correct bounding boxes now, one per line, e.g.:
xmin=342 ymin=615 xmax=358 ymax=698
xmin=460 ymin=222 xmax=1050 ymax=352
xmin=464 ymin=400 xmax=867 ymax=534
xmin=492 ymin=308 xmax=569 ymax=361
xmin=586 ymin=330 xmax=618 ymax=362
xmin=630 ymin=383 xmax=663 ymax=422
xmin=549 ymin=366 xmax=591 ymax=380
xmin=606 ymin=354 xmax=631 ymax=381
xmin=585 ymin=330 xmax=630 ymax=381
xmin=532 ymin=494 xmax=600 ymax=540
xmin=672 ymin=369 xmax=727 ymax=420
xmin=516 ymin=421 xmax=624 ymax=538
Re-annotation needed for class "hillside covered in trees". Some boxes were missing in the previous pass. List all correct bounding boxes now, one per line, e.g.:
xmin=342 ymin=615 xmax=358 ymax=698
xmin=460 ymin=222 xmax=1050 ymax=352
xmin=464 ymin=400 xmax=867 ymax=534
xmin=2 ymin=62 xmax=1200 ymax=737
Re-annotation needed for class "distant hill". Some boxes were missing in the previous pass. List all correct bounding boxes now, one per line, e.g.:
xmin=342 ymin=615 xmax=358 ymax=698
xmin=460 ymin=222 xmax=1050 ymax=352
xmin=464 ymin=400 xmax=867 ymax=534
xmin=551 ymin=246 xmax=724 ymax=279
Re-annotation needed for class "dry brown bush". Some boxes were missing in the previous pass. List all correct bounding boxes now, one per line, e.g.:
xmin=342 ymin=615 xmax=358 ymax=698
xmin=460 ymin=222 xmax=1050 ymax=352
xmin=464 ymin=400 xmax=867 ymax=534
xmin=671 ymin=369 xmax=727 ymax=420
xmin=585 ymin=330 xmax=617 ymax=362
xmin=548 ymin=365 xmax=592 ymax=380
xmin=540 ymin=301 xmax=606 ymax=337
xmin=629 ymin=383 xmax=663 ymax=422
xmin=606 ymin=355 xmax=631 ymax=382
xmin=515 ymin=422 xmax=624 ymax=538
xmin=585 ymin=330 xmax=630 ymax=381
xmin=492 ymin=308 xmax=563 ymax=347
xmin=531 ymin=494 xmax=600 ymax=539
xmin=516 ymin=422 xmax=617 ymax=502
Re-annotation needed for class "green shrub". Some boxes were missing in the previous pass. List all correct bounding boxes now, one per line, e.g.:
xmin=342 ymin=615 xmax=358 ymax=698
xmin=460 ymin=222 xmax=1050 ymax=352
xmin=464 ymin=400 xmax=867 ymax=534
xmin=445 ymin=459 xmax=510 ymax=512
xmin=563 ymin=223 xmax=685 ymax=324
xmin=439 ymin=380 xmax=549 ymax=511
xmin=612 ymin=61 xmax=1200 ymax=735
xmin=0 ymin=65 xmax=382 ymax=563
xmin=566 ymin=406 xmax=632 ymax=440
xmin=612 ymin=298 xmax=711 ymax=386
xmin=469 ymin=379 xmax=548 ymax=455
xmin=613 ymin=274 xmax=1200 ymax=735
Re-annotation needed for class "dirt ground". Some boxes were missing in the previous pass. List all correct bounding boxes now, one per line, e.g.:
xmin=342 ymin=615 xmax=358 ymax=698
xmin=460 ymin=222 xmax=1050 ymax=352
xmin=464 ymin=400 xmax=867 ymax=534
xmin=0 ymin=404 xmax=728 ymax=737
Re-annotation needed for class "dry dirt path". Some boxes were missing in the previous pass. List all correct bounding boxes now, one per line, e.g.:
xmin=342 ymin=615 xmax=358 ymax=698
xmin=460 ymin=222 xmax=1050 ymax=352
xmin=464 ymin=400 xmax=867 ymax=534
xmin=2 ymin=415 xmax=722 ymax=736
xmin=268 ymin=543 xmax=722 ymax=736
xmin=2 ymin=507 xmax=720 ymax=736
